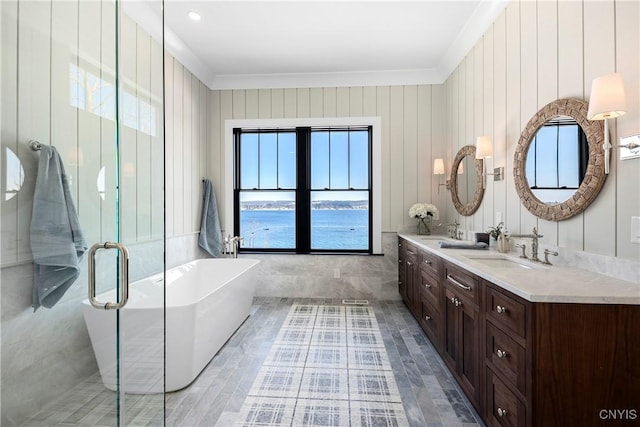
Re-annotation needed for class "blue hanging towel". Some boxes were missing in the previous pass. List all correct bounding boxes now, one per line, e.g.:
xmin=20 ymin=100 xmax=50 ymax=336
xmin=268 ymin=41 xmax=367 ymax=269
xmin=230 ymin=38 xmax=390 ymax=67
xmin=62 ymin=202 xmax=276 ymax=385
xmin=30 ymin=145 xmax=87 ymax=311
xmin=198 ymin=178 xmax=223 ymax=257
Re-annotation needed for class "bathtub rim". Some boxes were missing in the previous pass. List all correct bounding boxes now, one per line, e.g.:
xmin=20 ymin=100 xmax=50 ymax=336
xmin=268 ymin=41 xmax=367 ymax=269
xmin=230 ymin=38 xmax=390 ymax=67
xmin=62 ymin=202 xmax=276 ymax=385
xmin=81 ymin=257 xmax=261 ymax=310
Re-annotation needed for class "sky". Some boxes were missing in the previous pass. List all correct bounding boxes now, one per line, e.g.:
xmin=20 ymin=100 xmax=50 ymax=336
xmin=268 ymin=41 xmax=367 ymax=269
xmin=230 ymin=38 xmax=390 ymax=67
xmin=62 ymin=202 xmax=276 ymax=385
xmin=239 ymin=129 xmax=369 ymax=202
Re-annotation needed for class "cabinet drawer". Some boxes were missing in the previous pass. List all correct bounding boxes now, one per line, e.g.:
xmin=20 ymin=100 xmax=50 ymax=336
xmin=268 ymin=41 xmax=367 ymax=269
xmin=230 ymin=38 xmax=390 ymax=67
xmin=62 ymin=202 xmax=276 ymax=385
xmin=403 ymin=242 xmax=418 ymax=261
xmin=420 ymin=297 xmax=439 ymax=345
xmin=444 ymin=264 xmax=478 ymax=303
xmin=486 ymin=285 xmax=527 ymax=339
xmin=420 ymin=249 xmax=442 ymax=277
xmin=486 ymin=323 xmax=526 ymax=395
xmin=486 ymin=369 xmax=526 ymax=427
xmin=420 ymin=270 xmax=440 ymax=308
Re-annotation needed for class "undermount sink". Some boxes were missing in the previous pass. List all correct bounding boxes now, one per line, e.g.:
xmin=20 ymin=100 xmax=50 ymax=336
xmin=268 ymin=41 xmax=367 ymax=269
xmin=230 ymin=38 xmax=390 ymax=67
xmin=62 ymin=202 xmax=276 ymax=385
xmin=464 ymin=254 xmax=544 ymax=270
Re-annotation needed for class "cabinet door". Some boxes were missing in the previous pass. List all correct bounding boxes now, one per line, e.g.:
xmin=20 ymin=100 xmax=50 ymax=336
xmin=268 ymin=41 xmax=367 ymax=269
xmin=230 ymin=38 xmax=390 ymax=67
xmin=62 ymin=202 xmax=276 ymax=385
xmin=406 ymin=259 xmax=418 ymax=314
xmin=459 ymin=296 xmax=480 ymax=407
xmin=443 ymin=288 xmax=459 ymax=372
xmin=444 ymin=288 xmax=481 ymax=409
xmin=420 ymin=297 xmax=440 ymax=348
xmin=399 ymin=259 xmax=407 ymax=303
xmin=398 ymin=240 xmax=407 ymax=302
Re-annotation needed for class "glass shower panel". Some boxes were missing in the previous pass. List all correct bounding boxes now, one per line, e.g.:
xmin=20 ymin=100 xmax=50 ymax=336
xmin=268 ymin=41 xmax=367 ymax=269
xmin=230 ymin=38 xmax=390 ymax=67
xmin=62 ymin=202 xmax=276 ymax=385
xmin=0 ymin=0 xmax=166 ymax=425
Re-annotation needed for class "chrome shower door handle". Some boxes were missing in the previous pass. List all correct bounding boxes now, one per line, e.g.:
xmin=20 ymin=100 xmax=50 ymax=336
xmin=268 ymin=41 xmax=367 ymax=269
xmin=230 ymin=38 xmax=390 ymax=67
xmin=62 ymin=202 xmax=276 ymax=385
xmin=88 ymin=242 xmax=130 ymax=310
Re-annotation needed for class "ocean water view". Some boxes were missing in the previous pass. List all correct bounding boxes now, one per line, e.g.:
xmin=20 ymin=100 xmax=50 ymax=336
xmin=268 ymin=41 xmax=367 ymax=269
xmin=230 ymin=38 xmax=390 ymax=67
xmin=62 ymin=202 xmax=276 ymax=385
xmin=240 ymin=209 xmax=369 ymax=250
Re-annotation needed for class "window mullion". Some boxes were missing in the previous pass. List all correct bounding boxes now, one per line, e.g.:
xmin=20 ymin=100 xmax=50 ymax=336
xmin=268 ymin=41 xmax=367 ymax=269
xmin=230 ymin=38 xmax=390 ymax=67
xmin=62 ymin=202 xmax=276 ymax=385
xmin=556 ymin=124 xmax=560 ymax=188
xmin=347 ymin=130 xmax=351 ymax=189
xmin=257 ymin=132 xmax=261 ymax=189
xmin=328 ymin=130 xmax=331 ymax=190
xmin=296 ymin=127 xmax=311 ymax=253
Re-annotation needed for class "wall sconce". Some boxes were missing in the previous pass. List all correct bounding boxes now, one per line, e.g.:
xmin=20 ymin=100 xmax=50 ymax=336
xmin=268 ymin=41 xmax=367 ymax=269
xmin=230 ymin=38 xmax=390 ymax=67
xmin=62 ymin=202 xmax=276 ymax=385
xmin=475 ymin=135 xmax=504 ymax=188
xmin=587 ymin=72 xmax=627 ymax=174
xmin=433 ymin=158 xmax=449 ymax=193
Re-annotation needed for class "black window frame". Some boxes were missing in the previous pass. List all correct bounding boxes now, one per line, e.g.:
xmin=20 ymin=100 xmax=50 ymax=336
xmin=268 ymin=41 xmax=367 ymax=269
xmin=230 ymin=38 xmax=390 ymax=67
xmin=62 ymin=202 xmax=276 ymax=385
xmin=527 ymin=120 xmax=589 ymax=190
xmin=233 ymin=126 xmax=373 ymax=254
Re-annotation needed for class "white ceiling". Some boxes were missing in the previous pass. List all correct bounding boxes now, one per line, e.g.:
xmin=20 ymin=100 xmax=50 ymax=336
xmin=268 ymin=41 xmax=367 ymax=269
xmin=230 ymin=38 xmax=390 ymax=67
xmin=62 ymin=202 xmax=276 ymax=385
xmin=127 ymin=1 xmax=508 ymax=89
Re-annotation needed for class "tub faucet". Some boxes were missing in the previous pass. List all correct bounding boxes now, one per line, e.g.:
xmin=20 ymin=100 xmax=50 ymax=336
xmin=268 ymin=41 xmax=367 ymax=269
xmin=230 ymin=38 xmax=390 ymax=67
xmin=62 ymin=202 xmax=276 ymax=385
xmin=229 ymin=236 xmax=244 ymax=258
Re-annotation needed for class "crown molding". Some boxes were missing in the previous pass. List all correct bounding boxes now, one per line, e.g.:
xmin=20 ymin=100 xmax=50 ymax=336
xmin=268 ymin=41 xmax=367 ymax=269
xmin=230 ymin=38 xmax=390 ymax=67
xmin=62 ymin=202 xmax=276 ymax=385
xmin=209 ymin=68 xmax=442 ymax=90
xmin=125 ymin=0 xmax=508 ymax=90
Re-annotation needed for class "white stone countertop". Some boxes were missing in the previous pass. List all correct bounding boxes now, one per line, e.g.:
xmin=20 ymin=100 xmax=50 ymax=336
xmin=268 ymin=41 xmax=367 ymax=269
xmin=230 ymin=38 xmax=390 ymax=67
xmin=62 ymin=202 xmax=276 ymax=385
xmin=398 ymin=233 xmax=640 ymax=305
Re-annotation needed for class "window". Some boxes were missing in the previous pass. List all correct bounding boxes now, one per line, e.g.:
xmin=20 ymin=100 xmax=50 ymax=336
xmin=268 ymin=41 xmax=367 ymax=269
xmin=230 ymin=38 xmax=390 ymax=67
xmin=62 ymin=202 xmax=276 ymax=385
xmin=234 ymin=126 xmax=372 ymax=253
xmin=525 ymin=119 xmax=588 ymax=190
xmin=70 ymin=63 xmax=158 ymax=136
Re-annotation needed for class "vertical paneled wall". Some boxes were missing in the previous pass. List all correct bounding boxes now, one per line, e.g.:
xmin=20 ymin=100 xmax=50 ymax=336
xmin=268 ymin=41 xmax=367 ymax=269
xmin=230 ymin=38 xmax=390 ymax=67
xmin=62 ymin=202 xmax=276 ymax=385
xmin=164 ymin=53 xmax=209 ymax=239
xmin=445 ymin=0 xmax=639 ymax=261
xmin=208 ymin=85 xmax=448 ymax=233
xmin=1 ymin=6 xmax=206 ymax=268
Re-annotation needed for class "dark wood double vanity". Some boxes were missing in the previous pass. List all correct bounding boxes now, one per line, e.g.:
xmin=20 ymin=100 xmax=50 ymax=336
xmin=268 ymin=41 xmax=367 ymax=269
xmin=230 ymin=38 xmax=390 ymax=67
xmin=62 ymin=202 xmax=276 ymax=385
xmin=398 ymin=235 xmax=640 ymax=427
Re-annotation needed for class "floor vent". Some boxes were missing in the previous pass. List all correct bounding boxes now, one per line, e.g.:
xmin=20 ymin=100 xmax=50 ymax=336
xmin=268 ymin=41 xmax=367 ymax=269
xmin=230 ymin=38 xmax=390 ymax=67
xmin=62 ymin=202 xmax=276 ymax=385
xmin=341 ymin=299 xmax=370 ymax=306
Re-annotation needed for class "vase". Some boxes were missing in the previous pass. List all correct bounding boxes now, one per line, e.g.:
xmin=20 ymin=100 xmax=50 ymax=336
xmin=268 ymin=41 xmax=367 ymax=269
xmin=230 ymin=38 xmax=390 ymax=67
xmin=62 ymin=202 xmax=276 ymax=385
xmin=497 ymin=233 xmax=510 ymax=253
xmin=417 ymin=217 xmax=431 ymax=235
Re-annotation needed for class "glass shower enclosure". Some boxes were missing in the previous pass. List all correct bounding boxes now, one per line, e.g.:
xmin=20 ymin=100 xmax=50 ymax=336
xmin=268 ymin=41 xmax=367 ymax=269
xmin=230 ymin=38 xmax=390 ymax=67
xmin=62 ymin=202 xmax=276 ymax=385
xmin=1 ymin=0 xmax=166 ymax=425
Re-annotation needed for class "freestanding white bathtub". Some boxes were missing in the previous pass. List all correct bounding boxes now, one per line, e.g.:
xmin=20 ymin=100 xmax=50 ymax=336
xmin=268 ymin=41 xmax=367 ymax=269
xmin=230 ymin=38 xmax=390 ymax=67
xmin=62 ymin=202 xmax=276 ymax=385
xmin=82 ymin=258 xmax=260 ymax=393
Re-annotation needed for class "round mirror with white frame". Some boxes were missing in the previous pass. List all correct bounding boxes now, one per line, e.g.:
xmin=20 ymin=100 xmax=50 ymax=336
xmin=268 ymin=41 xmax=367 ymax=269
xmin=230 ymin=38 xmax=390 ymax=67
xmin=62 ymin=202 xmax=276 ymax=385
xmin=514 ymin=98 xmax=606 ymax=221
xmin=450 ymin=145 xmax=484 ymax=216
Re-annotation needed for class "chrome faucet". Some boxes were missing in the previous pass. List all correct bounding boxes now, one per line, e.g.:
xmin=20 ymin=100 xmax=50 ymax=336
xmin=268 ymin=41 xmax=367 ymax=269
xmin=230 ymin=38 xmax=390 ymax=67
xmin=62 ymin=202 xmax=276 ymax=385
xmin=224 ymin=235 xmax=244 ymax=258
xmin=510 ymin=227 xmax=543 ymax=262
xmin=229 ymin=236 xmax=244 ymax=258
xmin=515 ymin=243 xmax=527 ymax=259
xmin=543 ymin=249 xmax=559 ymax=265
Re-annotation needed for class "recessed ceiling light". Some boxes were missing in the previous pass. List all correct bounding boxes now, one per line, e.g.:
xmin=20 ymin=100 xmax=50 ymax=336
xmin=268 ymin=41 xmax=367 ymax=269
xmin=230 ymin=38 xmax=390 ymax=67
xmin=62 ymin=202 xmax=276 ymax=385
xmin=187 ymin=11 xmax=201 ymax=21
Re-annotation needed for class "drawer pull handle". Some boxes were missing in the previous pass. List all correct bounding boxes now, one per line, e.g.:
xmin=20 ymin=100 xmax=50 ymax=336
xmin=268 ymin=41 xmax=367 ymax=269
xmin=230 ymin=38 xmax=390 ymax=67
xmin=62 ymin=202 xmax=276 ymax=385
xmin=497 ymin=408 xmax=507 ymax=417
xmin=497 ymin=349 xmax=508 ymax=358
xmin=425 ymin=315 xmax=431 ymax=321
xmin=398 ymin=243 xmax=402 ymax=247
xmin=407 ymin=250 xmax=417 ymax=255
xmin=424 ymin=283 xmax=431 ymax=289
xmin=447 ymin=274 xmax=471 ymax=291
xmin=407 ymin=261 xmax=414 ymax=266
xmin=450 ymin=297 xmax=461 ymax=307
xmin=496 ymin=305 xmax=507 ymax=314
xmin=424 ymin=260 xmax=432 ymax=265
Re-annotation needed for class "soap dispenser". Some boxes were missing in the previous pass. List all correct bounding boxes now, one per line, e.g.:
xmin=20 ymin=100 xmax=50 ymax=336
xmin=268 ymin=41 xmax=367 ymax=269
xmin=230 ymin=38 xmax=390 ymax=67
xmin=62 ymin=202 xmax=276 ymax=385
xmin=497 ymin=233 xmax=510 ymax=253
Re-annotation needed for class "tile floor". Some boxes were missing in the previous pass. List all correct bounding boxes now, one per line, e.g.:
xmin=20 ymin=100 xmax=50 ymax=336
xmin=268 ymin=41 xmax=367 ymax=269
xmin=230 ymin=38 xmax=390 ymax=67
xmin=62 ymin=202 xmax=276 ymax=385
xmin=168 ymin=298 xmax=482 ymax=427
xmin=24 ymin=297 xmax=482 ymax=426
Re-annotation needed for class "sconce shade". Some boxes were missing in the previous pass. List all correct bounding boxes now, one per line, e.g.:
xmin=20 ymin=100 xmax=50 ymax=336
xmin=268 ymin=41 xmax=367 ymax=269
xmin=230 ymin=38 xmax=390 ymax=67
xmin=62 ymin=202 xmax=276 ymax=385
xmin=476 ymin=135 xmax=493 ymax=158
xmin=587 ymin=73 xmax=627 ymax=120
xmin=433 ymin=158 xmax=445 ymax=175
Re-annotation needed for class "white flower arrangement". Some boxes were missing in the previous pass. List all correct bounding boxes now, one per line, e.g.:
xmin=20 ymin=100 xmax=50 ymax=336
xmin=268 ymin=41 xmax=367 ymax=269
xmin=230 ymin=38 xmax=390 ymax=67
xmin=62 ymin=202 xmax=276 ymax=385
xmin=409 ymin=203 xmax=438 ymax=219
